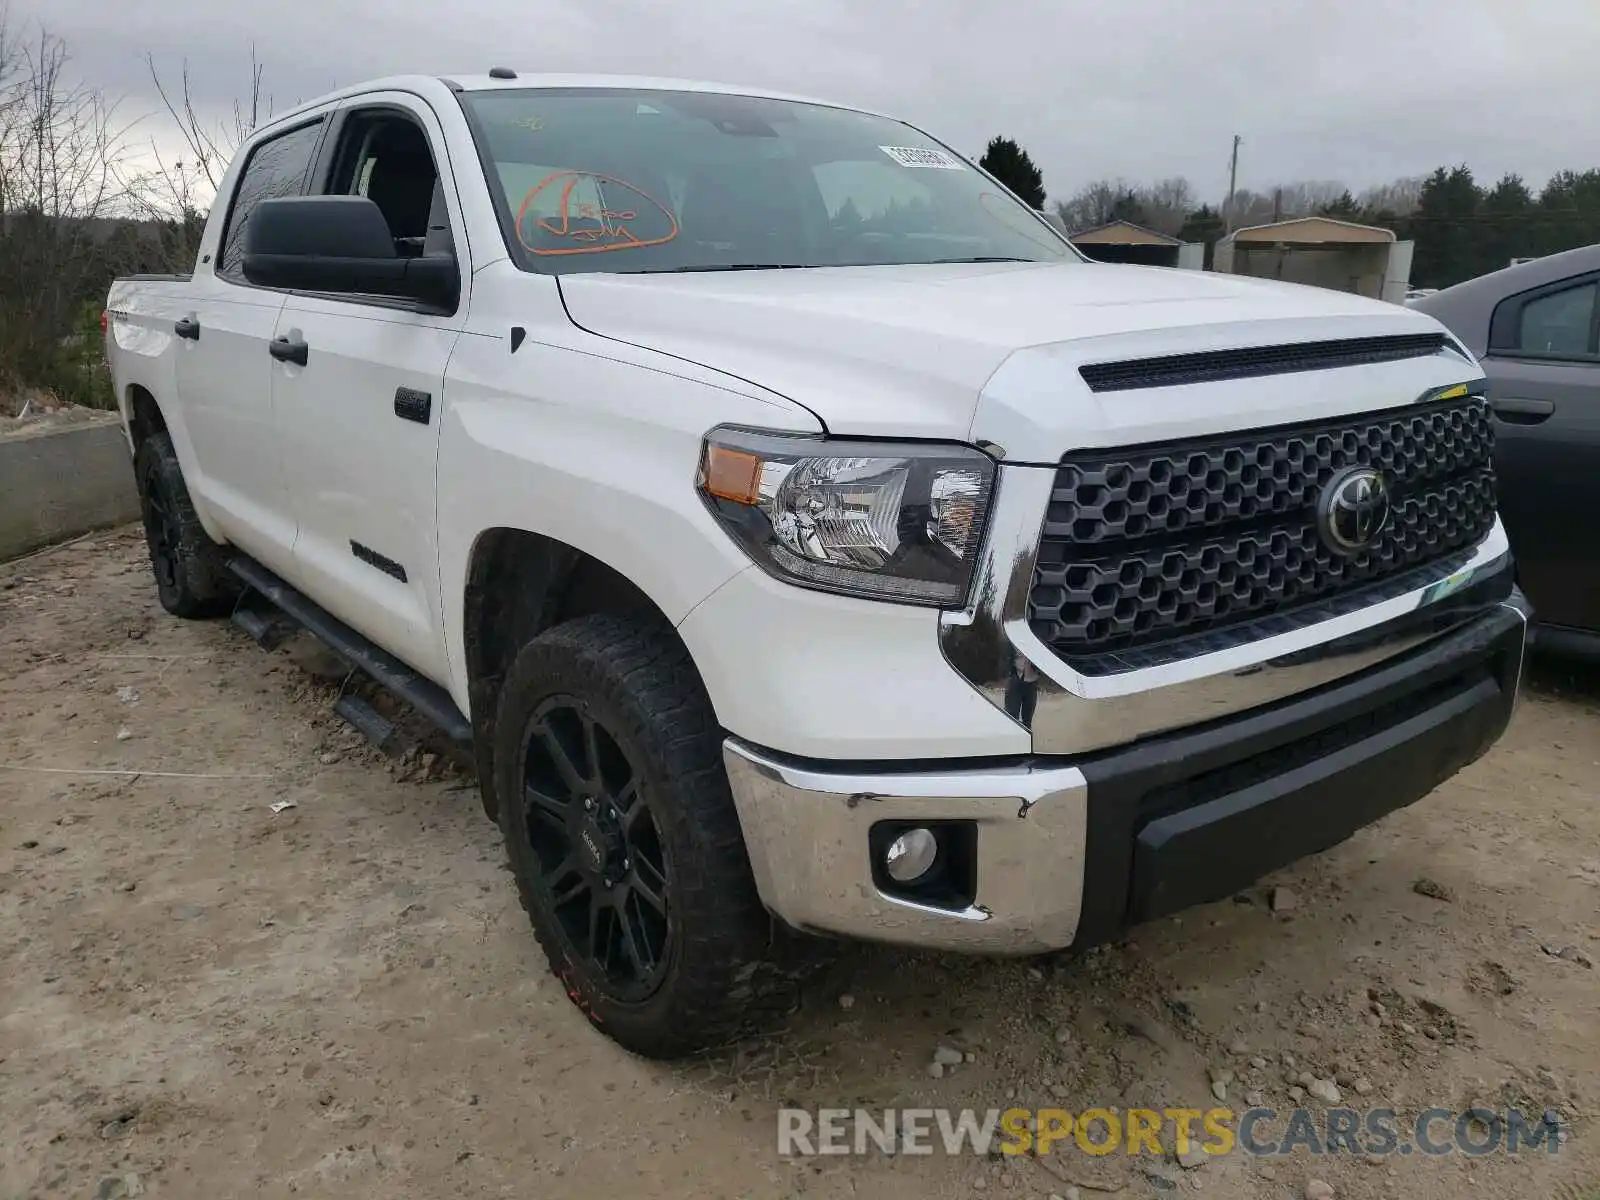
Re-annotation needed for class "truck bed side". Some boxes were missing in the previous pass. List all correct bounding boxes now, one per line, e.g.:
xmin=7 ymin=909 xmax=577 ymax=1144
xmin=104 ymin=276 xmax=213 ymax=529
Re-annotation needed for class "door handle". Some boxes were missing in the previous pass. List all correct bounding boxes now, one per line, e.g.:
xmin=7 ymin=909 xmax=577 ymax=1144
xmin=173 ymin=316 xmax=200 ymax=341
xmin=393 ymin=387 xmax=432 ymax=424
xmin=1489 ymin=397 xmax=1554 ymax=424
xmin=269 ymin=336 xmax=308 ymax=366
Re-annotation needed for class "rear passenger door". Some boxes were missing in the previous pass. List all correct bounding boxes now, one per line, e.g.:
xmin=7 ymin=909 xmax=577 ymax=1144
xmin=177 ymin=115 xmax=328 ymax=578
xmin=1482 ymin=271 xmax=1600 ymax=630
xmin=267 ymin=92 xmax=469 ymax=686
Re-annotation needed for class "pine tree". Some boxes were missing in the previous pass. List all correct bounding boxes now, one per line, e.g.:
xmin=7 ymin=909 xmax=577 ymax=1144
xmin=978 ymin=137 xmax=1046 ymax=210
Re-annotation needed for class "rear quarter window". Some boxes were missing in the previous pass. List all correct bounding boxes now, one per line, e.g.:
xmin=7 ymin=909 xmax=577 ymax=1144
xmin=1517 ymin=282 xmax=1597 ymax=356
xmin=1489 ymin=272 xmax=1600 ymax=361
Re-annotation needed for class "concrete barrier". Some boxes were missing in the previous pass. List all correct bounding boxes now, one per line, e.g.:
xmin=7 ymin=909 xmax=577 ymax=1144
xmin=0 ymin=419 xmax=139 ymax=561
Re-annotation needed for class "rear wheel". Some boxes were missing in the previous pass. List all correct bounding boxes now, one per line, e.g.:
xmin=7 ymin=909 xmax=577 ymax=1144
xmin=134 ymin=431 xmax=235 ymax=618
xmin=494 ymin=614 xmax=805 ymax=1058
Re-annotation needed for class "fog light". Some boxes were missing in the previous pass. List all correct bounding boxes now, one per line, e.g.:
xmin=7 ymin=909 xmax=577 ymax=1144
xmin=885 ymin=827 xmax=939 ymax=883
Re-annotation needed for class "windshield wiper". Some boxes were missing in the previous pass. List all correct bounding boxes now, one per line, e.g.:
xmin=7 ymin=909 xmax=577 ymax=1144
xmin=611 ymin=257 xmax=1044 ymax=274
xmin=613 ymin=264 xmax=815 ymax=274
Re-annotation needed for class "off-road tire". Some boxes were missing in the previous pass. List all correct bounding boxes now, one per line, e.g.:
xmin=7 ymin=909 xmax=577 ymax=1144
xmin=494 ymin=614 xmax=808 ymax=1059
xmin=134 ymin=431 xmax=235 ymax=618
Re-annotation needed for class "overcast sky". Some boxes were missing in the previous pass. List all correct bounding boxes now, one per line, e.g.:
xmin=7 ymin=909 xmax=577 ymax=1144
xmin=31 ymin=0 xmax=1600 ymax=207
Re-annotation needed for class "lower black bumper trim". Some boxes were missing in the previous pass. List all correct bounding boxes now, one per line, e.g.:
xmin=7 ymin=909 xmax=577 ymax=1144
xmin=1072 ymin=602 xmax=1525 ymax=947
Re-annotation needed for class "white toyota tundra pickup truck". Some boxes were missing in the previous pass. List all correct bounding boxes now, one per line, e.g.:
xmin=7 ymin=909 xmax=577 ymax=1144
xmin=105 ymin=71 xmax=1528 ymax=1059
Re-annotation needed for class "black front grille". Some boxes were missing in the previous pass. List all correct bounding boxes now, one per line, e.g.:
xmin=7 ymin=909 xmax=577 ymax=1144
xmin=1029 ymin=395 xmax=1497 ymax=675
xmin=1078 ymin=333 xmax=1449 ymax=392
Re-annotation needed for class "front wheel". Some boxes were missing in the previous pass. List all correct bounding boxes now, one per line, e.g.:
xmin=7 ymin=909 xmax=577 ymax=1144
xmin=493 ymin=614 xmax=801 ymax=1058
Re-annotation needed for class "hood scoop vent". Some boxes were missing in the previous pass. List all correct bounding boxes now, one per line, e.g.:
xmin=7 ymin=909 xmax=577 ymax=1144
xmin=1079 ymin=332 xmax=1449 ymax=393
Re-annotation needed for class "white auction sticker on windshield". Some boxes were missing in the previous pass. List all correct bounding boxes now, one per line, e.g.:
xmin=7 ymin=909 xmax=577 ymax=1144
xmin=879 ymin=145 xmax=964 ymax=170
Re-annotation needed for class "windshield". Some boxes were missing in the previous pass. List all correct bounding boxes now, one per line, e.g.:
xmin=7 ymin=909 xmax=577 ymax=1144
xmin=461 ymin=88 xmax=1078 ymax=274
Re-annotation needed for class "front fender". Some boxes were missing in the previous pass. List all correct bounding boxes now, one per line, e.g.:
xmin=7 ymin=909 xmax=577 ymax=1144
xmin=436 ymin=329 xmax=820 ymax=716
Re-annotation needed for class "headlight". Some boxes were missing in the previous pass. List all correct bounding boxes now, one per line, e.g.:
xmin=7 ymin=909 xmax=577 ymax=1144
xmin=696 ymin=427 xmax=996 ymax=606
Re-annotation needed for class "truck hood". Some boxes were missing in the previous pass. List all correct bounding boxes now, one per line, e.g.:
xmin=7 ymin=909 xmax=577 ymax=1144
xmin=557 ymin=261 xmax=1463 ymax=452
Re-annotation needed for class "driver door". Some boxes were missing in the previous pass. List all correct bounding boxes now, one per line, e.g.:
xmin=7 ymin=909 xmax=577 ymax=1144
xmin=267 ymin=93 xmax=470 ymax=685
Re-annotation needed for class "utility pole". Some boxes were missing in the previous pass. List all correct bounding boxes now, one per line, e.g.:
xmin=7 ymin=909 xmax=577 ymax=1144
xmin=1225 ymin=134 xmax=1242 ymax=232
xmin=1272 ymin=187 xmax=1282 ymax=223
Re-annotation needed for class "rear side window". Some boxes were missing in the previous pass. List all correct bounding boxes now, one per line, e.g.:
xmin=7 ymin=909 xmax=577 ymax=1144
xmin=1517 ymin=281 xmax=1598 ymax=357
xmin=217 ymin=119 xmax=325 ymax=282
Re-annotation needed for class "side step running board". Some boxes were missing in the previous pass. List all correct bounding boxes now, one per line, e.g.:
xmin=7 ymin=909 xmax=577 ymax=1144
xmin=231 ymin=600 xmax=301 ymax=652
xmin=333 ymin=694 xmax=399 ymax=753
xmin=227 ymin=556 xmax=473 ymax=745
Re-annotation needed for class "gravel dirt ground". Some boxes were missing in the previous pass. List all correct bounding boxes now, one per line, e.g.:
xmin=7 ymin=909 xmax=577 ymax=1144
xmin=0 ymin=396 xmax=111 ymax=439
xmin=2 ymin=527 xmax=1597 ymax=1200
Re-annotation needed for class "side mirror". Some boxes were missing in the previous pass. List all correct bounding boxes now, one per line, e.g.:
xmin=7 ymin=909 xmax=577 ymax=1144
xmin=241 ymin=196 xmax=459 ymax=311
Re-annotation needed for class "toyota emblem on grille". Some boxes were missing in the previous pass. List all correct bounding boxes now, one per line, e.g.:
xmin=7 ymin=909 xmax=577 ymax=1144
xmin=1317 ymin=466 xmax=1391 ymax=556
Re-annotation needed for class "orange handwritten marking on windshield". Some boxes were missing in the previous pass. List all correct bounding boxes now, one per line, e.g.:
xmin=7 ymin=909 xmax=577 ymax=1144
xmin=516 ymin=171 xmax=679 ymax=256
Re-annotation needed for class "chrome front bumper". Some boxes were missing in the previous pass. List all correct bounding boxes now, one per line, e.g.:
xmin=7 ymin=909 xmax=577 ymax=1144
xmin=722 ymin=742 xmax=1089 ymax=954
xmin=725 ymin=581 xmax=1530 ymax=955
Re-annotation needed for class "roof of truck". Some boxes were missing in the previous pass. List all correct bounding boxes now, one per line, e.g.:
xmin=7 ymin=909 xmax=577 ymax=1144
xmin=450 ymin=72 xmax=851 ymax=107
xmin=261 ymin=72 xmax=885 ymax=132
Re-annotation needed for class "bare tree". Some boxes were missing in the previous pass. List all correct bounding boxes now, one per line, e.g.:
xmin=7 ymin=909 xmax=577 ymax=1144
xmin=1223 ymin=187 xmax=1284 ymax=228
xmin=1055 ymin=176 xmax=1197 ymax=236
xmin=0 ymin=14 xmax=145 ymax=406
xmin=124 ymin=47 xmax=271 ymax=267
xmin=4 ymin=23 xmax=126 ymax=219
xmin=1054 ymin=178 xmax=1133 ymax=232
xmin=1139 ymin=177 xmax=1195 ymax=236
xmin=1263 ymin=180 xmax=1349 ymax=220
xmin=142 ymin=45 xmax=268 ymax=203
xmin=0 ymin=4 xmax=23 ymax=213
xmin=1220 ymin=179 xmax=1419 ymax=227
xmin=0 ymin=19 xmax=277 ymax=406
xmin=1358 ymin=176 xmax=1424 ymax=217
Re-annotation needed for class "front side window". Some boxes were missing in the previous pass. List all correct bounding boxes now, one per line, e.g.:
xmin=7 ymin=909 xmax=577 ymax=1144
xmin=325 ymin=111 xmax=452 ymax=259
xmin=461 ymin=88 xmax=1075 ymax=274
xmin=1517 ymin=280 xmax=1598 ymax=357
xmin=217 ymin=118 xmax=325 ymax=281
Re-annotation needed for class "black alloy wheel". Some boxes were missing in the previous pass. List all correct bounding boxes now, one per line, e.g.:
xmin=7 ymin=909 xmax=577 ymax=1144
xmin=139 ymin=458 xmax=182 ymax=599
xmin=517 ymin=698 xmax=672 ymax=1001
xmin=131 ymin=431 xmax=235 ymax=618
xmin=492 ymin=614 xmax=823 ymax=1058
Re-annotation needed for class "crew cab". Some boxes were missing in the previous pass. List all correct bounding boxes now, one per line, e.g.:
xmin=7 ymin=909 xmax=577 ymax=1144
xmin=106 ymin=71 xmax=1528 ymax=1059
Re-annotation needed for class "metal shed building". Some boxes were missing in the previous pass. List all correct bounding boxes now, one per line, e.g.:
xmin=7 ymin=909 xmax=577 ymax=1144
xmin=1213 ymin=216 xmax=1414 ymax=303
xmin=1065 ymin=219 xmax=1205 ymax=270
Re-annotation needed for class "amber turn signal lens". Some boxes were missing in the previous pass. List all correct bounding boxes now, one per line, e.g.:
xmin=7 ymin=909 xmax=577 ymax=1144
xmin=701 ymin=444 xmax=764 ymax=506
